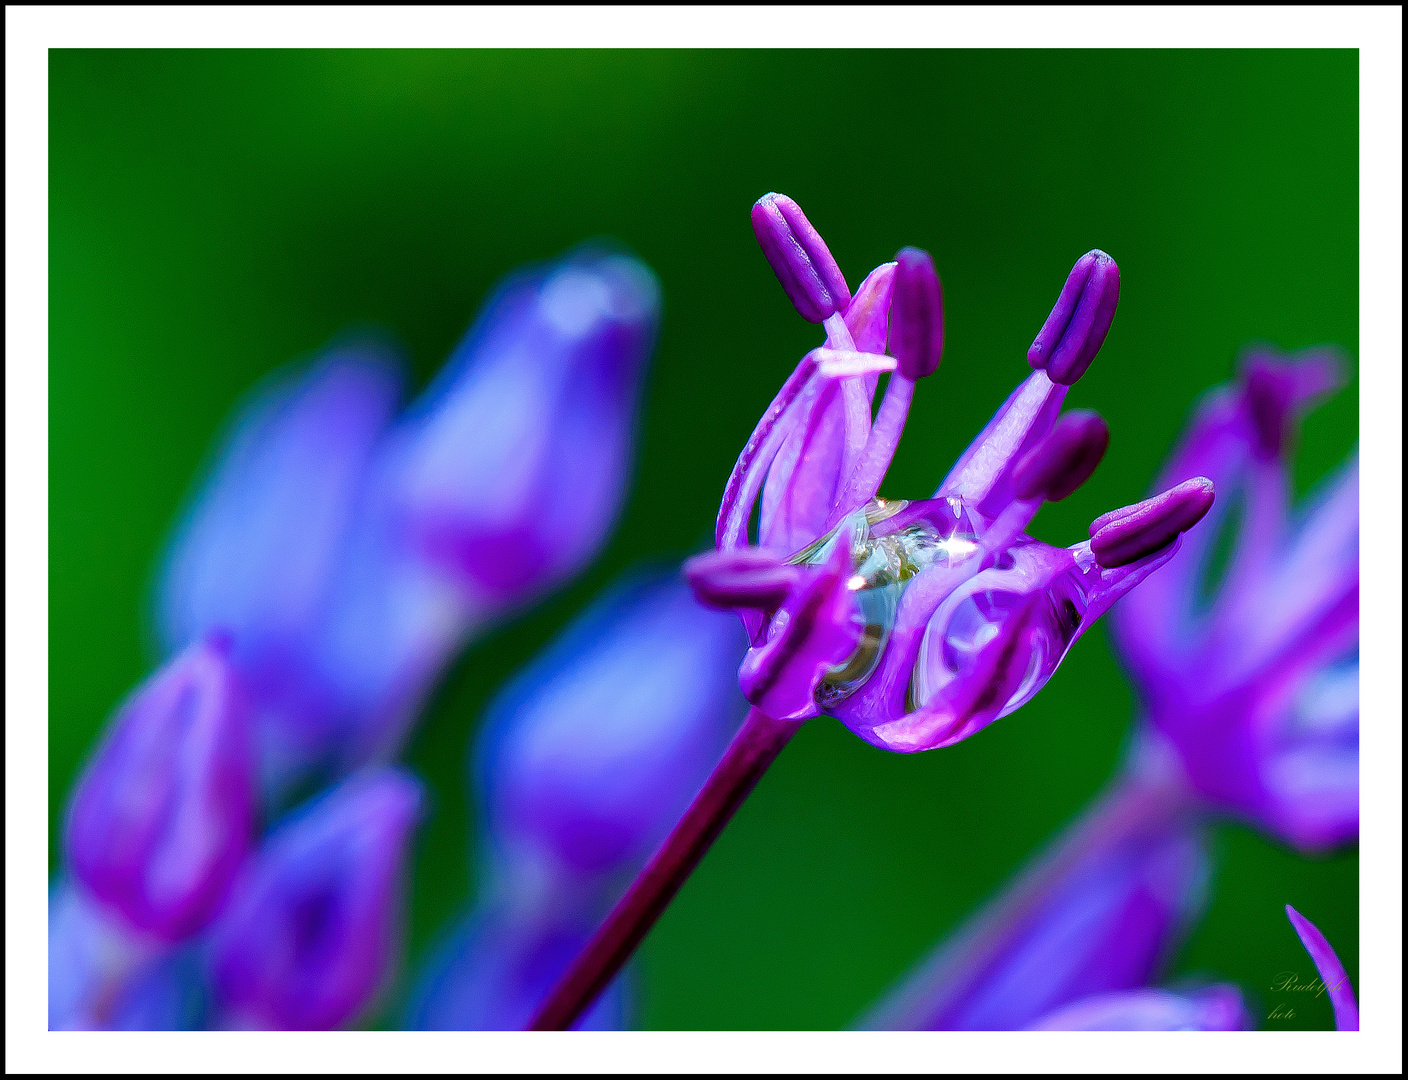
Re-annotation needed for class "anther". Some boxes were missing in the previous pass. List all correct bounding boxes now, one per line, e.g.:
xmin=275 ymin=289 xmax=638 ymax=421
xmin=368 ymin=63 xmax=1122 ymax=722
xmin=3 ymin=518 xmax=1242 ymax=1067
xmin=1028 ymin=250 xmax=1120 ymax=385
xmin=751 ymin=193 xmax=851 ymax=323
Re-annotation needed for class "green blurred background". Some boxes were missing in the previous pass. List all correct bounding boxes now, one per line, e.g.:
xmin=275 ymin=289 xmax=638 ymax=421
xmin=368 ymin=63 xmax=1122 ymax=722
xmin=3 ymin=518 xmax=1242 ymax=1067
xmin=50 ymin=50 xmax=1358 ymax=1030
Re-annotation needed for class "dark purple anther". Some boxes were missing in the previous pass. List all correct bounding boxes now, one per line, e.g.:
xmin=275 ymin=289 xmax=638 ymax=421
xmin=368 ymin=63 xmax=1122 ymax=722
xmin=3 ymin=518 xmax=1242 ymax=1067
xmin=1028 ymin=250 xmax=1121 ymax=385
xmin=890 ymin=247 xmax=944 ymax=380
xmin=685 ymin=548 xmax=801 ymax=613
xmin=751 ymin=193 xmax=851 ymax=323
xmin=1012 ymin=409 xmax=1110 ymax=502
xmin=1090 ymin=477 xmax=1216 ymax=568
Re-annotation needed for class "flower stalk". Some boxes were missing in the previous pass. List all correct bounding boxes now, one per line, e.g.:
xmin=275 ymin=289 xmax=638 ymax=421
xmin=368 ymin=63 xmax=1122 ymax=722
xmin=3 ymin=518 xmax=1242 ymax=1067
xmin=528 ymin=707 xmax=795 ymax=1030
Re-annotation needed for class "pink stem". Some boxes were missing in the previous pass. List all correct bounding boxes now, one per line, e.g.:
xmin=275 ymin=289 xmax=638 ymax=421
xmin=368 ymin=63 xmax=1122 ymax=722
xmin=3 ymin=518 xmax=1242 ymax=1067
xmin=527 ymin=707 xmax=799 ymax=1030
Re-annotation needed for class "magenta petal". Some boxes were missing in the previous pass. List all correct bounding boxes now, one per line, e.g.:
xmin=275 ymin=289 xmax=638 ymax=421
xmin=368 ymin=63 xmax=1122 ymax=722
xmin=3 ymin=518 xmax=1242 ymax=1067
xmin=1286 ymin=905 xmax=1359 ymax=1031
xmin=739 ymin=537 xmax=864 ymax=722
xmin=65 ymin=640 xmax=254 ymax=942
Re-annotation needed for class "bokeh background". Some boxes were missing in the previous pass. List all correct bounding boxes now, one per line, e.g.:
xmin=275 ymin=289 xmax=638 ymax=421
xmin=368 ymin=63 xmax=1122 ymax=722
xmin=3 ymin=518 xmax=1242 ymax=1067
xmin=50 ymin=49 xmax=1358 ymax=1030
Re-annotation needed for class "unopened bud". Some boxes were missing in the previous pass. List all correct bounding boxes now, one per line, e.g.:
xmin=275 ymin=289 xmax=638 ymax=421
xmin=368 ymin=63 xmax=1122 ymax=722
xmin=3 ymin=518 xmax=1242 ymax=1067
xmin=64 ymin=638 xmax=254 ymax=941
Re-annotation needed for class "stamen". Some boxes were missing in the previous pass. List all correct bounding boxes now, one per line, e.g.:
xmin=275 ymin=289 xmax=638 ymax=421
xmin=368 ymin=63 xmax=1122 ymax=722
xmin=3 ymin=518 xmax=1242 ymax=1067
xmin=1090 ymin=477 xmax=1216 ymax=568
xmin=815 ymin=349 xmax=896 ymax=378
xmin=1012 ymin=410 xmax=1110 ymax=502
xmin=827 ymin=248 xmax=944 ymax=521
xmin=715 ymin=349 xmax=828 ymax=549
xmin=1027 ymin=250 xmax=1120 ymax=385
xmin=685 ymin=549 xmax=801 ymax=614
xmin=751 ymin=193 xmax=851 ymax=323
xmin=890 ymin=247 xmax=944 ymax=381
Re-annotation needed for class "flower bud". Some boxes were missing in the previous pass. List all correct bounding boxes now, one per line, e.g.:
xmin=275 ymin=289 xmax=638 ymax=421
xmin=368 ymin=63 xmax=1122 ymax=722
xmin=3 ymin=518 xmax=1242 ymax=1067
xmin=65 ymin=639 xmax=254 ymax=941
xmin=890 ymin=247 xmax=944 ymax=380
xmin=1027 ymin=250 xmax=1120 ymax=385
xmin=751 ymin=192 xmax=851 ymax=322
xmin=478 ymin=574 xmax=746 ymax=879
xmin=207 ymin=768 xmax=422 ymax=1029
xmin=1090 ymin=477 xmax=1215 ymax=568
xmin=393 ymin=245 xmax=660 ymax=609
xmin=158 ymin=344 xmax=402 ymax=667
xmin=1012 ymin=409 xmax=1109 ymax=502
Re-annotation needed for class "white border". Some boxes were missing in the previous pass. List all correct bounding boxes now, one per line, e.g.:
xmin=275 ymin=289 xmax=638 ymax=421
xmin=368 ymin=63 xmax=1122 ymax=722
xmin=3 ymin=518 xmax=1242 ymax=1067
xmin=7 ymin=5 xmax=1401 ymax=1074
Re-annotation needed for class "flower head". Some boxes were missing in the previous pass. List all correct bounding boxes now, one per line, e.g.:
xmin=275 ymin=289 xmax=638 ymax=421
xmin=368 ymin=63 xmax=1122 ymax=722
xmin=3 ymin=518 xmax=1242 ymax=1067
xmin=64 ymin=638 xmax=254 ymax=942
xmin=692 ymin=193 xmax=1214 ymax=751
xmin=206 ymin=768 xmax=422 ymax=1029
xmin=1111 ymin=348 xmax=1357 ymax=850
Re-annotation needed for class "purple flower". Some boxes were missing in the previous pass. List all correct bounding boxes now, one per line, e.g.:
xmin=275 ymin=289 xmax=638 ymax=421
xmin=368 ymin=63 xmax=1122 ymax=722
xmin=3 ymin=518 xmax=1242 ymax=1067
xmin=1110 ymin=348 xmax=1358 ymax=850
xmin=48 ymin=880 xmax=162 ymax=1029
xmin=156 ymin=246 xmax=662 ymax=786
xmin=408 ymin=570 xmax=744 ymax=1029
xmin=388 ymin=245 xmax=661 ymax=610
xmin=861 ymin=777 xmax=1210 ymax=1030
xmin=206 ymin=768 xmax=422 ymax=1030
xmin=693 ymin=193 xmax=1214 ymax=752
xmin=476 ymin=571 xmax=747 ymax=881
xmin=1027 ymin=985 xmax=1250 ymax=1030
xmin=64 ymin=638 xmax=254 ymax=942
xmin=1285 ymin=904 xmax=1358 ymax=1031
xmin=407 ymin=905 xmax=626 ymax=1031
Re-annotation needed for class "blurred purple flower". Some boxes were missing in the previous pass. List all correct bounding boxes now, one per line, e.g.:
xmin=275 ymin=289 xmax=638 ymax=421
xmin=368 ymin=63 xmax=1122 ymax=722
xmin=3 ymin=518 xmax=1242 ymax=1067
xmin=1111 ymin=348 xmax=1358 ymax=851
xmin=1285 ymin=904 xmax=1359 ymax=1031
xmin=476 ymin=572 xmax=747 ymax=881
xmin=156 ymin=246 xmax=662 ymax=786
xmin=64 ymin=637 xmax=254 ymax=942
xmin=48 ymin=880 xmax=162 ymax=1030
xmin=861 ymin=775 xmax=1210 ymax=1030
xmin=408 ymin=904 xmax=626 ymax=1031
xmin=696 ymin=192 xmax=1213 ymax=751
xmin=408 ymin=570 xmax=746 ymax=1028
xmin=157 ymin=346 xmax=403 ymax=771
xmin=388 ymin=245 xmax=661 ymax=609
xmin=1027 ymin=985 xmax=1250 ymax=1030
xmin=206 ymin=768 xmax=422 ymax=1030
